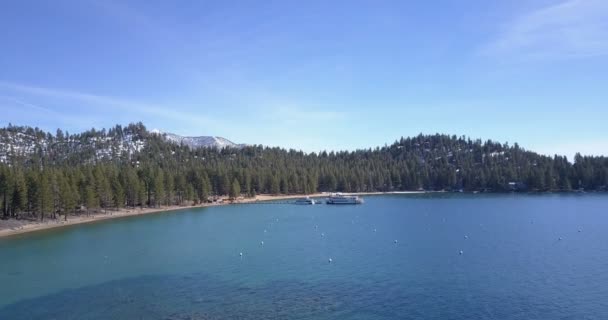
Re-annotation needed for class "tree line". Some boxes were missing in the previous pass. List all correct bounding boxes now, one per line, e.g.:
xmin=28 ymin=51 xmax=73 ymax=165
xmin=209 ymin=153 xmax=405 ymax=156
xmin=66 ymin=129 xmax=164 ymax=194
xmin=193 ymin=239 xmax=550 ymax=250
xmin=1 ymin=123 xmax=607 ymax=220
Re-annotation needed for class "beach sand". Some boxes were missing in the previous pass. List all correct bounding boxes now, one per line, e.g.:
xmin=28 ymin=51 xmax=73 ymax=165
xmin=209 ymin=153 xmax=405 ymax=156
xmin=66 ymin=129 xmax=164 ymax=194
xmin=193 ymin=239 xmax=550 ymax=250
xmin=0 ymin=191 xmax=425 ymax=238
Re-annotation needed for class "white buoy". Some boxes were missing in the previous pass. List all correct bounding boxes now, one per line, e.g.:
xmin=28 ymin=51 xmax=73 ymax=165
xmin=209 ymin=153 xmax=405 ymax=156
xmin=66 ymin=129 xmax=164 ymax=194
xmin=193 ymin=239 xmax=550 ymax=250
xmin=558 ymin=237 xmax=562 ymax=241
xmin=373 ymin=228 xmax=377 ymax=233
xmin=260 ymin=241 xmax=264 ymax=246
xmin=239 ymin=252 xmax=243 ymax=257
xmin=459 ymin=250 xmax=463 ymax=255
xmin=464 ymin=235 xmax=468 ymax=239
xmin=328 ymin=258 xmax=332 ymax=263
xmin=321 ymin=232 xmax=325 ymax=237
xmin=394 ymin=240 xmax=398 ymax=244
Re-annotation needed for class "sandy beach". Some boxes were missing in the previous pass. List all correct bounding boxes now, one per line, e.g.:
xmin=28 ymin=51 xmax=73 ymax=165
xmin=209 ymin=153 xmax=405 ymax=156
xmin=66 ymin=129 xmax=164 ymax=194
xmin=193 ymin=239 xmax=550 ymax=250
xmin=0 ymin=191 xmax=425 ymax=239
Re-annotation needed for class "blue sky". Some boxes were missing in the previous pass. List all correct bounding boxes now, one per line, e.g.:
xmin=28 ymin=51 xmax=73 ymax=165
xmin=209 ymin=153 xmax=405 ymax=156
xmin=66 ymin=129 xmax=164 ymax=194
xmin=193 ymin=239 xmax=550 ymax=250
xmin=1 ymin=0 xmax=607 ymax=159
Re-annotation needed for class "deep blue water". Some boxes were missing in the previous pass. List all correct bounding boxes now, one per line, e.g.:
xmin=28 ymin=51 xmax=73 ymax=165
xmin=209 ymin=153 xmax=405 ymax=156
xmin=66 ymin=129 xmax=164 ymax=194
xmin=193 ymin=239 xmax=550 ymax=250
xmin=1 ymin=194 xmax=607 ymax=319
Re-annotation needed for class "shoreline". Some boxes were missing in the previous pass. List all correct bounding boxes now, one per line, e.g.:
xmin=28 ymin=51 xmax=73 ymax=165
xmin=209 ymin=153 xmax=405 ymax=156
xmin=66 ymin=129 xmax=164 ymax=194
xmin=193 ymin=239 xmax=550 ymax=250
xmin=0 ymin=191 xmax=425 ymax=239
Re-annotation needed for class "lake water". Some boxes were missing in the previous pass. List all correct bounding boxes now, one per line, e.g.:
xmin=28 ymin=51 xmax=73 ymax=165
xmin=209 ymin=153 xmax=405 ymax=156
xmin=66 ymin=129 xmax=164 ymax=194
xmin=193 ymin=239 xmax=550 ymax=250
xmin=1 ymin=194 xmax=607 ymax=319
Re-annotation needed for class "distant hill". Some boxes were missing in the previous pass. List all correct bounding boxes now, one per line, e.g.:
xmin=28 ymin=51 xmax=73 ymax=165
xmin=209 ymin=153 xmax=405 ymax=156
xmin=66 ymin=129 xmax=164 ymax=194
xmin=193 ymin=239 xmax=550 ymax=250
xmin=158 ymin=131 xmax=245 ymax=149
xmin=0 ymin=123 xmax=244 ymax=164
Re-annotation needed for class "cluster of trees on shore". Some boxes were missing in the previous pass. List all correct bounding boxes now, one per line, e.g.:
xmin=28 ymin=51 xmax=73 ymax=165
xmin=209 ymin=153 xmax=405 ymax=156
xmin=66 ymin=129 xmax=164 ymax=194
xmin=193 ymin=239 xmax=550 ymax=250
xmin=1 ymin=123 xmax=607 ymax=220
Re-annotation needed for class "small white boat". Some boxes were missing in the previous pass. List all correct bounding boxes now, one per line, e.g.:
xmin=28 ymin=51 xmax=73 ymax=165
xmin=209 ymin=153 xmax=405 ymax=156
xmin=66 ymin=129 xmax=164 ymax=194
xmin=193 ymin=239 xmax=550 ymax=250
xmin=326 ymin=193 xmax=364 ymax=205
xmin=294 ymin=197 xmax=316 ymax=205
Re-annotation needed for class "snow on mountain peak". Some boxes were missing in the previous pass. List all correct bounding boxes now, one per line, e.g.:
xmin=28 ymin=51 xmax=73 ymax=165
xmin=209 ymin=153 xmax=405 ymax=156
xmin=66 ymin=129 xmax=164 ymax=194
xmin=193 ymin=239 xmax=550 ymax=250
xmin=161 ymin=132 xmax=243 ymax=149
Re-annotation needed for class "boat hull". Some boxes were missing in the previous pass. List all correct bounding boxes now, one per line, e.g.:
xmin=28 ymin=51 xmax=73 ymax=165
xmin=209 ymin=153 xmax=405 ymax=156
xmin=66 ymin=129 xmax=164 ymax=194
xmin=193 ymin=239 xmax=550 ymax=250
xmin=294 ymin=199 xmax=316 ymax=205
xmin=326 ymin=199 xmax=363 ymax=205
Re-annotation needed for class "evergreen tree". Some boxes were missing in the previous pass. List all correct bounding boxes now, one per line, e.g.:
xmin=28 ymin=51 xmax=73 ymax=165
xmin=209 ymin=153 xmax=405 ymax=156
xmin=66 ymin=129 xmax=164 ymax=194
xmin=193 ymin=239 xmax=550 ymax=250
xmin=220 ymin=172 xmax=230 ymax=196
xmin=59 ymin=173 xmax=75 ymax=220
xmin=271 ymin=175 xmax=280 ymax=195
xmin=94 ymin=166 xmax=112 ymax=212
xmin=164 ymin=171 xmax=174 ymax=206
xmin=12 ymin=169 xmax=28 ymax=216
xmin=38 ymin=171 xmax=53 ymax=221
xmin=153 ymin=169 xmax=165 ymax=207
xmin=112 ymin=174 xmax=125 ymax=209
xmin=84 ymin=185 xmax=98 ymax=215
xmin=0 ymin=167 xmax=11 ymax=218
xmin=230 ymin=178 xmax=241 ymax=199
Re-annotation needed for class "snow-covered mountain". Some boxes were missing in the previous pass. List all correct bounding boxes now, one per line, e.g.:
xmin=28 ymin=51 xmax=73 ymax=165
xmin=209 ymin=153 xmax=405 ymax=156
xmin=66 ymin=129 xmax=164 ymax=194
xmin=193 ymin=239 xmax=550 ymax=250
xmin=0 ymin=124 xmax=244 ymax=164
xmin=159 ymin=132 xmax=244 ymax=149
xmin=0 ymin=124 xmax=147 ymax=164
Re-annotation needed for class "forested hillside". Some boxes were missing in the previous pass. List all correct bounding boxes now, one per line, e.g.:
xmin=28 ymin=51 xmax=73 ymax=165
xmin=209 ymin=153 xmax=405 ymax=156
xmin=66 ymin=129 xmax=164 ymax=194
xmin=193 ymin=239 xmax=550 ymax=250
xmin=1 ymin=122 xmax=607 ymax=220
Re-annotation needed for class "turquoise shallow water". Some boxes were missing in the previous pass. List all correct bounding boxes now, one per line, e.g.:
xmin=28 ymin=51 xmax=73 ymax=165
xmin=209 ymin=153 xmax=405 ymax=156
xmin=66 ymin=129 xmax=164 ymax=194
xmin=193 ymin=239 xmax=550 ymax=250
xmin=1 ymin=194 xmax=608 ymax=319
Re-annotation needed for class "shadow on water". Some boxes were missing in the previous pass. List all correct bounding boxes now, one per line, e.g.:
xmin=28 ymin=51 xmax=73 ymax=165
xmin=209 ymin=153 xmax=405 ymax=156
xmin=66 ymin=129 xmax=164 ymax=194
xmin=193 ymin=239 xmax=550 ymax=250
xmin=0 ymin=273 xmax=392 ymax=320
xmin=1 ymin=271 xmax=602 ymax=320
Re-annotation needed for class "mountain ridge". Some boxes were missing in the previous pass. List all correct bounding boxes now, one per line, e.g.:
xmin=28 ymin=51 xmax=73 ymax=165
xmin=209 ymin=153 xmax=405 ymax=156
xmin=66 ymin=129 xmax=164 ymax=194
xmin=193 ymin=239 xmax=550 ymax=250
xmin=0 ymin=123 xmax=245 ymax=164
xmin=158 ymin=131 xmax=245 ymax=149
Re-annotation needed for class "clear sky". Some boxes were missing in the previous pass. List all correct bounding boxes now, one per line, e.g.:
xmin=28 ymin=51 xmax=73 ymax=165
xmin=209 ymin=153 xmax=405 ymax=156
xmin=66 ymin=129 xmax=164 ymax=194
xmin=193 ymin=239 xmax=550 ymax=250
xmin=1 ymin=0 xmax=607 ymax=159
